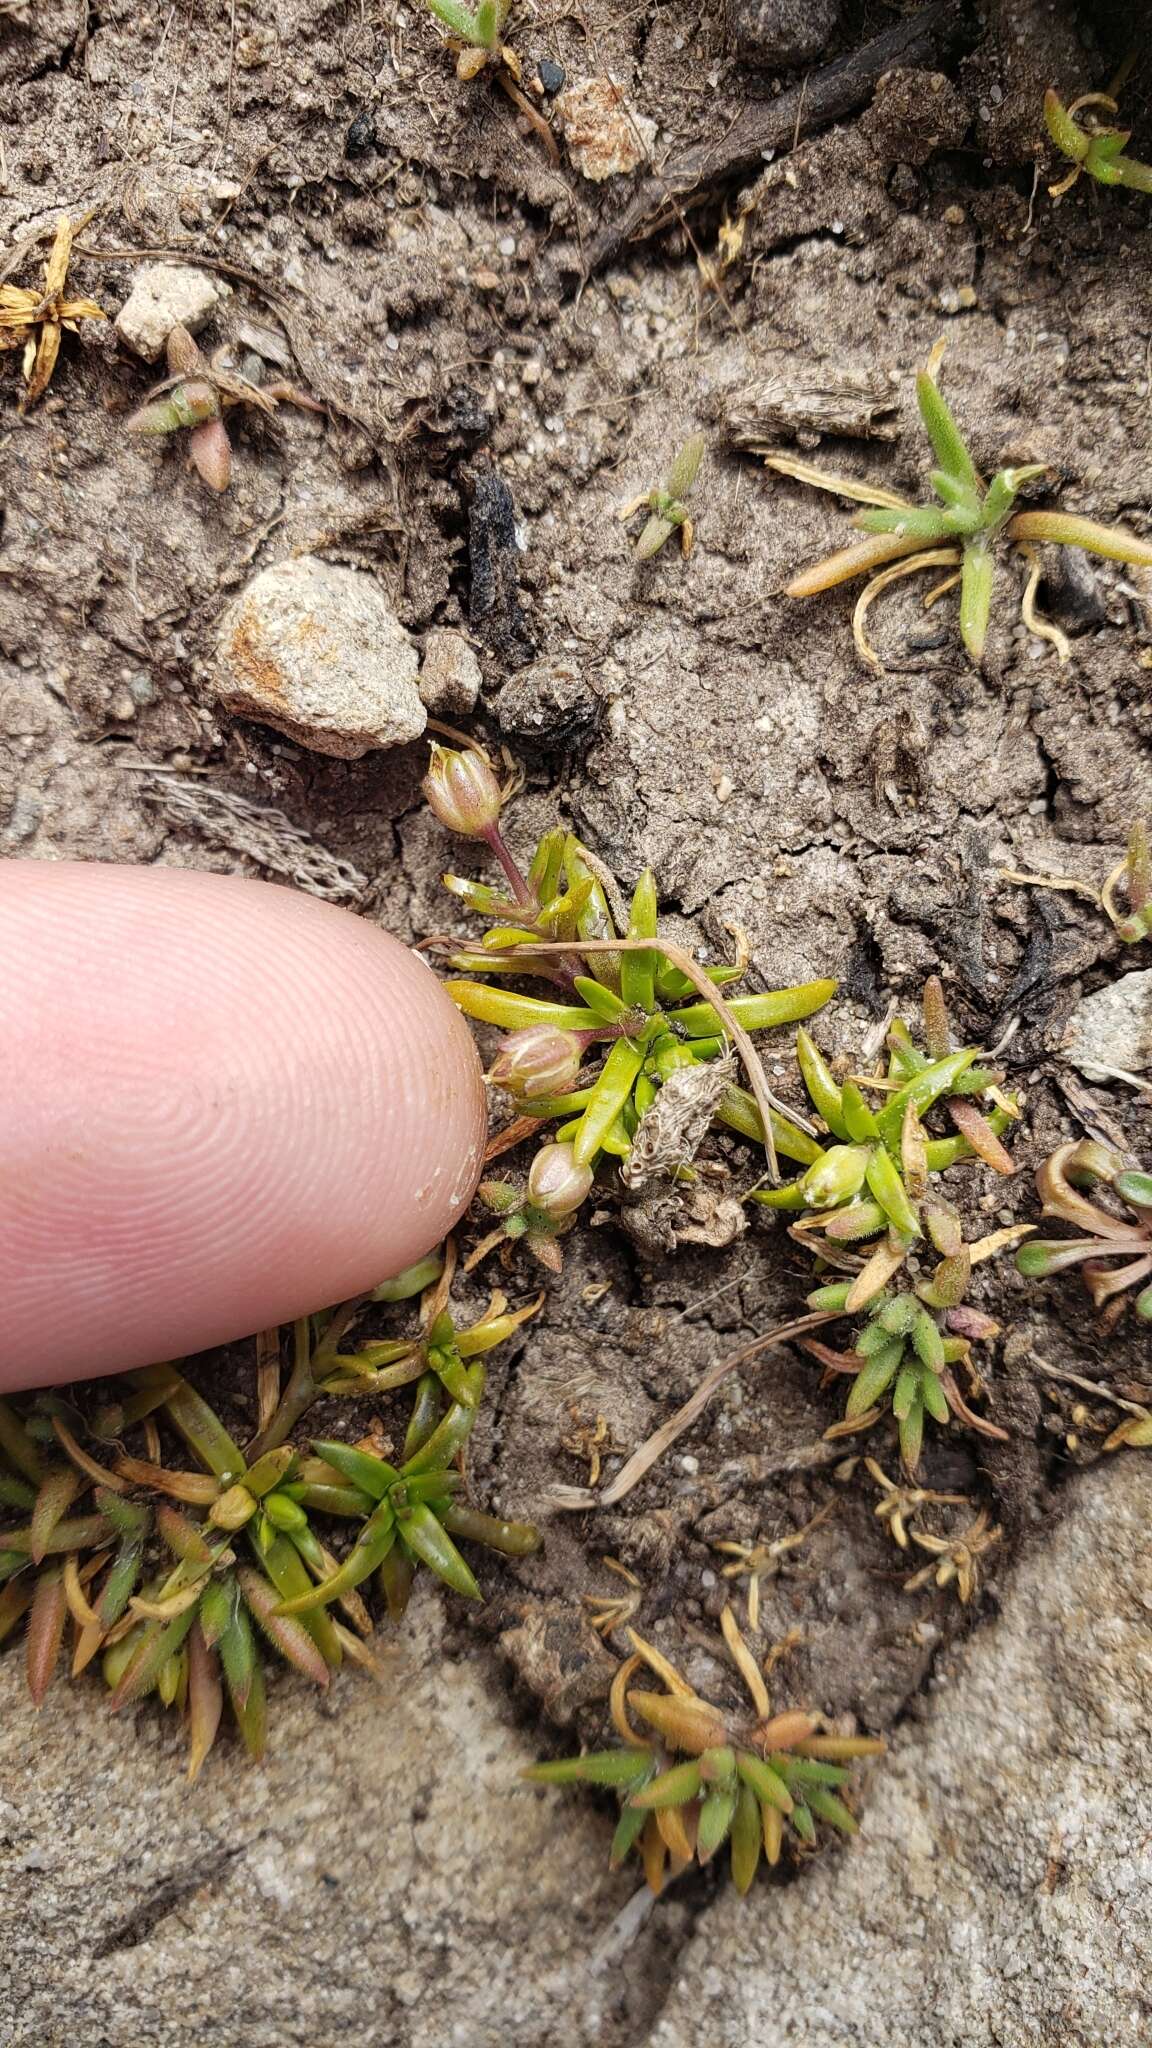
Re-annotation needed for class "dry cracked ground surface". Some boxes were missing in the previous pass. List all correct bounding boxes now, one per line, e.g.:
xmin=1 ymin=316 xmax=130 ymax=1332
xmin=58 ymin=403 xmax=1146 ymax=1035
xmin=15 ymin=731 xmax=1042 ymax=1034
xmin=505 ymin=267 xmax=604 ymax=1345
xmin=2 ymin=0 xmax=1151 ymax=2041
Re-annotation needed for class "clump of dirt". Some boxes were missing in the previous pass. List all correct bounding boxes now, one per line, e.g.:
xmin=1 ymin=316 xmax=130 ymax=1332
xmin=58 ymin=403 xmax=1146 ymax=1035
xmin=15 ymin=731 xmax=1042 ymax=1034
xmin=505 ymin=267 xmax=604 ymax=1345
xmin=4 ymin=0 xmax=1152 ymax=1943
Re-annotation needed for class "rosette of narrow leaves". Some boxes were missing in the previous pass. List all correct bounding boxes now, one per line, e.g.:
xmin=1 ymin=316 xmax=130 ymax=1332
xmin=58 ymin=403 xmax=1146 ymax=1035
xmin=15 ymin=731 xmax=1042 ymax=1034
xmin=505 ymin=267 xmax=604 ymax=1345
xmin=126 ymin=324 xmax=320 ymax=493
xmin=769 ymin=345 xmax=1152 ymax=666
xmin=270 ymin=1370 xmax=540 ymax=1626
xmin=619 ymin=434 xmax=706 ymax=560
xmin=432 ymin=771 xmax=836 ymax=1216
xmin=804 ymin=1283 xmax=1005 ymax=1474
xmin=100 ymin=1503 xmax=346 ymax=1778
xmin=1017 ymin=1139 xmax=1152 ymax=1330
xmin=525 ymin=1618 xmax=882 ymax=1896
xmin=1044 ymin=88 xmax=1152 ymax=198
xmin=754 ymin=977 xmax=1017 ymax=1313
xmin=0 ymin=1281 xmax=541 ymax=1771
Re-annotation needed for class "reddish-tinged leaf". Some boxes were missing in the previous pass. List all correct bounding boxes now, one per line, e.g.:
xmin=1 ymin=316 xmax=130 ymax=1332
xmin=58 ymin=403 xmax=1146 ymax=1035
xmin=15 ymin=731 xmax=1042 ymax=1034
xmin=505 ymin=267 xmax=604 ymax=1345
xmin=29 ymin=1468 xmax=83 ymax=1564
xmin=187 ymin=1622 xmax=224 ymax=1782
xmin=238 ymin=1569 xmax=330 ymax=1687
xmin=156 ymin=1505 xmax=219 ymax=1566
xmin=946 ymin=1098 xmax=1014 ymax=1175
xmin=26 ymin=1566 xmax=67 ymax=1705
xmin=227 ymin=1647 xmax=267 ymax=1761
xmin=108 ymin=1605 xmax=198 ymax=1711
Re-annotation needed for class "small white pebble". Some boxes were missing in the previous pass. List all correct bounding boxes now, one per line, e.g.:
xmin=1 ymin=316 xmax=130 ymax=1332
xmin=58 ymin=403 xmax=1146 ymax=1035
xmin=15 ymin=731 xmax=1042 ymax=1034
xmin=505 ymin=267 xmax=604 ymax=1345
xmin=679 ymin=1454 xmax=699 ymax=1475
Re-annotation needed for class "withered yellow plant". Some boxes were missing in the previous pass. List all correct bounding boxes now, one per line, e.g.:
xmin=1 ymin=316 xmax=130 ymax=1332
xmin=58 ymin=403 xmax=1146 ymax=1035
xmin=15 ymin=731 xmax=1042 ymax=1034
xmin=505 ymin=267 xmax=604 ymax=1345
xmin=902 ymin=1507 xmax=1001 ymax=1605
xmin=0 ymin=215 xmax=105 ymax=409
xmin=525 ymin=1609 xmax=883 ymax=1896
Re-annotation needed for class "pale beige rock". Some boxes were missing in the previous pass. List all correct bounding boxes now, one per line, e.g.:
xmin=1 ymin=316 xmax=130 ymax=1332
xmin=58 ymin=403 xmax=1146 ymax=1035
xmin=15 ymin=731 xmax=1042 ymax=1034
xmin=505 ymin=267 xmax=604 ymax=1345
xmin=418 ymin=628 xmax=483 ymax=718
xmin=215 ymin=557 xmax=426 ymax=759
xmin=0 ymin=1590 xmax=678 ymax=2048
xmin=1063 ymin=969 xmax=1152 ymax=1081
xmin=115 ymin=264 xmax=231 ymax=363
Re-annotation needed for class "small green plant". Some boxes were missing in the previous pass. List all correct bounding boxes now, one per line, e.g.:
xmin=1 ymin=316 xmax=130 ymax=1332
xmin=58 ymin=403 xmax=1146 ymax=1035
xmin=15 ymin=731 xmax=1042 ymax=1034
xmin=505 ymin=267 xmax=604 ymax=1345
xmin=423 ymin=744 xmax=836 ymax=1246
xmin=1103 ymin=821 xmax=1152 ymax=943
xmin=524 ymin=1612 xmax=882 ymax=1896
xmin=1017 ymin=1138 xmax=1152 ymax=1329
xmin=422 ymin=0 xmax=512 ymax=76
xmin=753 ymin=978 xmax=1019 ymax=1469
xmin=0 ymin=1277 xmax=539 ymax=1773
xmin=770 ymin=344 xmax=1152 ymax=666
xmin=619 ymin=434 xmax=705 ymax=560
xmin=126 ymin=325 xmax=322 ymax=493
xmin=754 ymin=979 xmax=1016 ymax=1291
xmin=418 ymin=0 xmax=557 ymax=154
xmin=1044 ymin=88 xmax=1152 ymax=197
xmin=805 ymin=1285 xmax=1005 ymax=1474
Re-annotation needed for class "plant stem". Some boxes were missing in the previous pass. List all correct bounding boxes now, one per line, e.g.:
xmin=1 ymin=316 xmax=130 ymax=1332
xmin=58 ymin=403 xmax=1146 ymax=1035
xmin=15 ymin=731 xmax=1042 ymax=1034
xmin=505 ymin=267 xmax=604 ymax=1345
xmin=248 ymin=1296 xmax=368 ymax=1458
xmin=482 ymin=824 xmax=535 ymax=909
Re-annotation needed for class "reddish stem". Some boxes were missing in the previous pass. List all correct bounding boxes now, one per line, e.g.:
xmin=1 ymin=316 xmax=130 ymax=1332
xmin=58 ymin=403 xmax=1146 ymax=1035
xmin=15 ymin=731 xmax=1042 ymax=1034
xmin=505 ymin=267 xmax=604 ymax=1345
xmin=482 ymin=824 xmax=535 ymax=910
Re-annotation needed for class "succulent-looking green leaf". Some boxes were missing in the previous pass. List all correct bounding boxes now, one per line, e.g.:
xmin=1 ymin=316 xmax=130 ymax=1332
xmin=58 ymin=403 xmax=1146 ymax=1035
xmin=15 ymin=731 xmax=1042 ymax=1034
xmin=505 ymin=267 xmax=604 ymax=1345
xmin=865 ymin=1147 xmax=921 ymax=1238
xmin=668 ymin=979 xmax=837 ymax=1039
xmin=422 ymin=0 xmax=484 ymax=41
xmin=805 ymin=1786 xmax=858 ymax=1833
xmin=735 ymin=1752 xmax=793 ymax=1815
xmin=916 ymin=370 xmax=978 ymax=492
xmin=398 ymin=1502 xmax=480 ymax=1600
xmin=845 ymin=1342 xmax=903 ymax=1419
xmin=697 ymin=1784 xmax=738 ymax=1862
xmin=109 ymin=1603 xmax=199 ymax=1711
xmin=610 ymin=1799 xmax=651 ymax=1869
xmin=729 ymin=1780 xmax=762 ymax=1894
xmin=309 ymin=1439 xmax=398 ymax=1500
xmin=442 ymin=1503 xmax=541 ymax=1556
xmin=665 ymin=433 xmax=705 ymax=500
xmin=796 ymin=1028 xmax=850 ymax=1139
xmin=571 ymin=1037 xmax=646 ymax=1167
xmin=629 ymin=1759 xmax=703 ymax=1808
xmin=527 ymin=1750 xmax=655 ymax=1787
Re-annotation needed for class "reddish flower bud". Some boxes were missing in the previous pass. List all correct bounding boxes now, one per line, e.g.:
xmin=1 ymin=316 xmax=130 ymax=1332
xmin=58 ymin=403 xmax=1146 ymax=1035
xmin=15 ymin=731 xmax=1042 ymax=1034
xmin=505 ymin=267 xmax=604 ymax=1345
xmin=527 ymin=1142 xmax=593 ymax=1218
xmin=490 ymin=1025 xmax=584 ymax=1100
xmin=422 ymin=745 xmax=503 ymax=838
xmin=189 ymin=416 xmax=232 ymax=492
